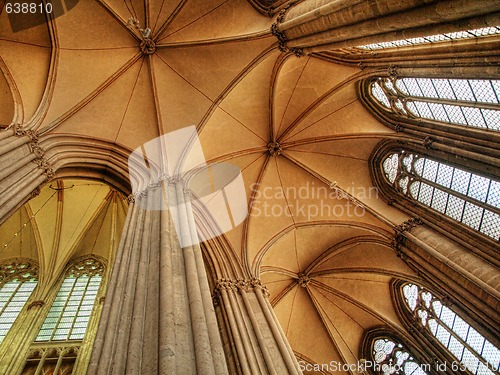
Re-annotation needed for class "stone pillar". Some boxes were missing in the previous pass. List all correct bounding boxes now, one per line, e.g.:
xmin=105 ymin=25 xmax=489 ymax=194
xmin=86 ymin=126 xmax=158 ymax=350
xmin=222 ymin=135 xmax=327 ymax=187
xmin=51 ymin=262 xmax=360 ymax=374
xmin=88 ymin=180 xmax=229 ymax=374
xmin=213 ymin=279 xmax=302 ymax=375
xmin=0 ymin=126 xmax=54 ymax=225
xmin=272 ymin=0 xmax=500 ymax=54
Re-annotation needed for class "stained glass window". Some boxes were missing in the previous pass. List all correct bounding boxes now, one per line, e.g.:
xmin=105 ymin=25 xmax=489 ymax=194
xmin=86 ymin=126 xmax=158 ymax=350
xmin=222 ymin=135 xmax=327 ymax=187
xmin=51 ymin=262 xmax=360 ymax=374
xmin=402 ymin=283 xmax=500 ymax=374
xmin=382 ymin=151 xmax=500 ymax=240
xmin=371 ymin=77 xmax=500 ymax=131
xmin=359 ymin=26 xmax=500 ymax=50
xmin=0 ymin=261 xmax=38 ymax=343
xmin=35 ymin=257 xmax=103 ymax=342
xmin=372 ymin=337 xmax=429 ymax=375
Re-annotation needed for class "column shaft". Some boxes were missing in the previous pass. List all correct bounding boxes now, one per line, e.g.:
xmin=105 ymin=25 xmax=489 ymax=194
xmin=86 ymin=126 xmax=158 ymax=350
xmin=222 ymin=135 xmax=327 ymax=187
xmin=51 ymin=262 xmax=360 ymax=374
xmin=214 ymin=279 xmax=302 ymax=374
xmin=273 ymin=0 xmax=500 ymax=54
xmin=89 ymin=182 xmax=229 ymax=374
xmin=0 ymin=130 xmax=53 ymax=225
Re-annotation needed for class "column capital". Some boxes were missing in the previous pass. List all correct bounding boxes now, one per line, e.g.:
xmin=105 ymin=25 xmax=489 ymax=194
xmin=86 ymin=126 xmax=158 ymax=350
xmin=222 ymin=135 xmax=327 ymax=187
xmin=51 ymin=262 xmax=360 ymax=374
xmin=394 ymin=217 xmax=422 ymax=235
xmin=271 ymin=3 xmax=304 ymax=57
xmin=13 ymin=127 xmax=55 ymax=181
xmin=392 ymin=217 xmax=422 ymax=251
xmin=213 ymin=278 xmax=270 ymax=298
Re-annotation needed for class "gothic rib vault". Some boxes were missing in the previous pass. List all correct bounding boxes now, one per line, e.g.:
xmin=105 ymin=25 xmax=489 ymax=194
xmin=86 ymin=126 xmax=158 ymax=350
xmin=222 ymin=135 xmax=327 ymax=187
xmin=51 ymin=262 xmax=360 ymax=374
xmin=1 ymin=1 xmax=496 ymax=373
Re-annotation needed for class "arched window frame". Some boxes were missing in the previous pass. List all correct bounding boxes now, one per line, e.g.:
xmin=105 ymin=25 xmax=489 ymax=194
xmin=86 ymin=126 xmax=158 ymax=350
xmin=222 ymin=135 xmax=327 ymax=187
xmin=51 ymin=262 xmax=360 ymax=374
xmin=35 ymin=255 xmax=106 ymax=343
xmin=370 ymin=140 xmax=498 ymax=260
xmin=23 ymin=256 xmax=107 ymax=374
xmin=362 ymin=327 xmax=438 ymax=375
xmin=0 ymin=258 xmax=38 ymax=343
xmin=318 ymin=30 xmax=500 ymax=79
xmin=358 ymin=74 xmax=500 ymax=150
xmin=391 ymin=279 xmax=500 ymax=375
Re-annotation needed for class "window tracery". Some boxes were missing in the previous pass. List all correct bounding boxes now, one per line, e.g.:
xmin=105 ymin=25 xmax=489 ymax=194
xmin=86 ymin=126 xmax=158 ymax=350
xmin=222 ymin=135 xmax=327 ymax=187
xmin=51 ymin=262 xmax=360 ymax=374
xmin=382 ymin=151 xmax=499 ymax=240
xmin=401 ymin=283 xmax=500 ymax=375
xmin=0 ymin=260 xmax=38 ymax=343
xmin=371 ymin=337 xmax=429 ymax=375
xmin=371 ymin=77 xmax=500 ymax=131
xmin=35 ymin=257 xmax=104 ymax=342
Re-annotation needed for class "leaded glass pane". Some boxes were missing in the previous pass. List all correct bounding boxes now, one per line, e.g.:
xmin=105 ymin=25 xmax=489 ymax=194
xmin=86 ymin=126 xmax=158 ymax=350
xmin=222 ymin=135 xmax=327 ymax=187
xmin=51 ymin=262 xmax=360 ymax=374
xmin=401 ymin=283 xmax=500 ymax=373
xmin=430 ymin=189 xmax=447 ymax=213
xmin=358 ymin=26 xmax=500 ymax=50
xmin=416 ymin=183 xmax=433 ymax=206
xmin=372 ymin=77 xmax=500 ymax=131
xmin=382 ymin=152 xmax=499 ymax=240
xmin=35 ymin=258 xmax=103 ymax=342
xmin=0 ymin=263 xmax=37 ymax=343
xmin=372 ymin=81 xmax=391 ymax=108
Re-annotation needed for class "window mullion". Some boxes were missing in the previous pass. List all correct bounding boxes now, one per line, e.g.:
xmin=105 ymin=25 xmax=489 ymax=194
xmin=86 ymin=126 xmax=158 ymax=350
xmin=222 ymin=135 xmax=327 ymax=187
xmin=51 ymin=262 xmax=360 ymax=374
xmin=1 ymin=281 xmax=22 ymax=316
xmin=416 ymin=158 xmax=427 ymax=201
xmin=68 ymin=276 xmax=91 ymax=340
xmin=418 ymin=178 xmax=498 ymax=215
xmin=51 ymin=278 xmax=76 ymax=341
xmin=429 ymin=318 xmax=493 ymax=371
xmin=490 ymin=80 xmax=500 ymax=103
xmin=408 ymin=97 xmax=499 ymax=110
xmin=403 ymin=284 xmax=500 ymax=374
xmin=466 ymin=80 xmax=491 ymax=129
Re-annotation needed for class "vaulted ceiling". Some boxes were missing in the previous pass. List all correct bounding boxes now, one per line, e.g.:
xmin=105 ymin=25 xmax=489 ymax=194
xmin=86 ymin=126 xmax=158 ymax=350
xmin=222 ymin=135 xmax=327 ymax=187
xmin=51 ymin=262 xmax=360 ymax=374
xmin=0 ymin=0 xmax=417 ymax=369
xmin=0 ymin=180 xmax=127 ymax=294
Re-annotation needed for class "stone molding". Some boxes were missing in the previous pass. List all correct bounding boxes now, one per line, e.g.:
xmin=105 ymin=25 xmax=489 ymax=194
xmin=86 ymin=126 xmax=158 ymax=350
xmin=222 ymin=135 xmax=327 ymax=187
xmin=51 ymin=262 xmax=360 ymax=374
xmin=0 ymin=259 xmax=38 ymax=285
xmin=213 ymin=278 xmax=270 ymax=302
xmin=13 ymin=125 xmax=54 ymax=180
xmin=126 ymin=175 xmax=193 ymax=203
xmin=392 ymin=217 xmax=423 ymax=253
xmin=66 ymin=256 xmax=105 ymax=278
xmin=270 ymin=3 xmax=304 ymax=57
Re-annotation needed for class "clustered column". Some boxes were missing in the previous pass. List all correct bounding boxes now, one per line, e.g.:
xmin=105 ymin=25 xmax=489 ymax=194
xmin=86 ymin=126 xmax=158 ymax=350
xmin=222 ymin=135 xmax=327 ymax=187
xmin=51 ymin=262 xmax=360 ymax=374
xmin=213 ymin=278 xmax=302 ymax=375
xmin=272 ymin=0 xmax=500 ymax=54
xmin=88 ymin=179 xmax=228 ymax=374
xmin=0 ymin=126 xmax=54 ymax=225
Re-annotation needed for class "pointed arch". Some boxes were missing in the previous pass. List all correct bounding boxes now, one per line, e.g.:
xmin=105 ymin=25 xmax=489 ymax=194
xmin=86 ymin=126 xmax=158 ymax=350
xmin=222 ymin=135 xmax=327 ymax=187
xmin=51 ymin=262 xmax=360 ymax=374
xmin=392 ymin=279 xmax=500 ymax=375
xmin=370 ymin=140 xmax=498 ymax=262
xmin=35 ymin=256 xmax=105 ymax=342
xmin=361 ymin=327 xmax=433 ymax=375
xmin=0 ymin=259 xmax=38 ymax=343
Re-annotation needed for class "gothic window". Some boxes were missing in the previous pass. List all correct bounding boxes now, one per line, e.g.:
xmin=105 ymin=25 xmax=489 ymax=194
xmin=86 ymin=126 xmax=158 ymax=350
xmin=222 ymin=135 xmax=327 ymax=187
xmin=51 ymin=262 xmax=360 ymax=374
xmin=359 ymin=26 xmax=500 ymax=50
xmin=35 ymin=257 xmax=104 ymax=342
xmin=401 ymin=283 xmax=500 ymax=374
xmin=0 ymin=261 xmax=38 ymax=343
xmin=370 ymin=77 xmax=500 ymax=131
xmin=371 ymin=337 xmax=429 ymax=375
xmin=382 ymin=151 xmax=500 ymax=240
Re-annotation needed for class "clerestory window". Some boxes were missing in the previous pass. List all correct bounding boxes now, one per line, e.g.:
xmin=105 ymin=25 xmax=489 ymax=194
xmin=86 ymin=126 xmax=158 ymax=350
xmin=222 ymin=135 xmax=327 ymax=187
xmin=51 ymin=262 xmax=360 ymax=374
xmin=0 ymin=261 xmax=38 ymax=343
xmin=358 ymin=26 xmax=500 ymax=50
xmin=382 ymin=151 xmax=500 ymax=240
xmin=35 ymin=257 xmax=103 ymax=342
xmin=401 ymin=283 xmax=500 ymax=375
xmin=370 ymin=77 xmax=500 ymax=131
